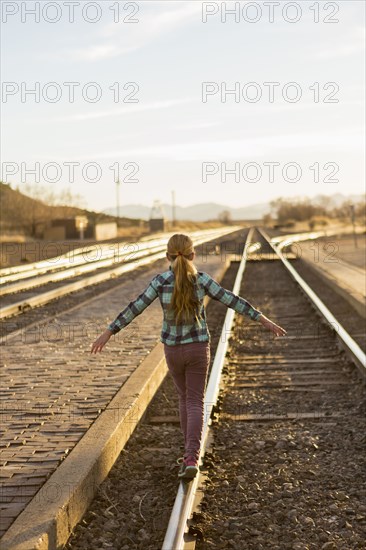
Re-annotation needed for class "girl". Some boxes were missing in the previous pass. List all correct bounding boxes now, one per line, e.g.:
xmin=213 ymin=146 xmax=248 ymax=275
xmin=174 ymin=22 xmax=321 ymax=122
xmin=91 ymin=233 xmax=286 ymax=480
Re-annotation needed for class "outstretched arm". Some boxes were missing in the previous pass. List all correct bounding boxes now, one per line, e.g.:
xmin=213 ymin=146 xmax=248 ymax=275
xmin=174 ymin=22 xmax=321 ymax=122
xmin=107 ymin=278 xmax=159 ymax=334
xmin=201 ymin=272 xmax=262 ymax=320
xmin=91 ymin=278 xmax=159 ymax=354
xmin=201 ymin=273 xmax=286 ymax=337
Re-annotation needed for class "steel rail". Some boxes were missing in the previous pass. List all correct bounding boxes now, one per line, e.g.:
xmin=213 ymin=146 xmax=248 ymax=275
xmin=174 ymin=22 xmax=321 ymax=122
xmin=0 ymin=241 xmax=159 ymax=283
xmin=259 ymin=228 xmax=366 ymax=375
xmin=0 ymin=237 xmax=184 ymax=285
xmin=0 ymin=229 xmax=231 ymax=284
xmin=0 ymin=242 xmax=175 ymax=296
xmin=161 ymin=228 xmax=255 ymax=550
xmin=0 ymin=228 xmax=240 ymax=295
xmin=0 ymin=227 xmax=243 ymax=320
xmin=272 ymin=230 xmax=329 ymax=250
xmin=271 ymin=226 xmax=358 ymax=251
xmin=0 ymin=231 xmax=175 ymax=278
xmin=0 ymin=241 xmax=132 ymax=279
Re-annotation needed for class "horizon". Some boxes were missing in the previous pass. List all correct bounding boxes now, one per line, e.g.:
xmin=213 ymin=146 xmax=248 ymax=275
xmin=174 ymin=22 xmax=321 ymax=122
xmin=102 ymin=191 xmax=365 ymax=208
xmin=0 ymin=180 xmax=366 ymax=221
xmin=2 ymin=180 xmax=364 ymax=216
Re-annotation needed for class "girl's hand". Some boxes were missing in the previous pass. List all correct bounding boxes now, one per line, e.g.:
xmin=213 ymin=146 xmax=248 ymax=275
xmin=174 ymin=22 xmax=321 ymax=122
xmin=259 ymin=315 xmax=287 ymax=337
xmin=91 ymin=329 xmax=112 ymax=354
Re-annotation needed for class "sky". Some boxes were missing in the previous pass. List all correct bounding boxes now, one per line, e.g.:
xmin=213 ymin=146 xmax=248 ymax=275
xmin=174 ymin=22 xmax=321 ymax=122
xmin=1 ymin=0 xmax=365 ymax=212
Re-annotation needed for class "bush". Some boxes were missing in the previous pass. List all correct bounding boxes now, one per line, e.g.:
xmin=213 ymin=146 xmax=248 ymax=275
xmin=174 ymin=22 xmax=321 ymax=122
xmin=308 ymin=216 xmax=329 ymax=230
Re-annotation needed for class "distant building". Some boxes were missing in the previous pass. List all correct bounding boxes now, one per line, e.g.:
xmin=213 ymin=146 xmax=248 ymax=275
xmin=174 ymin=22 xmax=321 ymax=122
xmin=149 ymin=200 xmax=166 ymax=232
xmin=94 ymin=222 xmax=118 ymax=240
xmin=43 ymin=217 xmax=117 ymax=241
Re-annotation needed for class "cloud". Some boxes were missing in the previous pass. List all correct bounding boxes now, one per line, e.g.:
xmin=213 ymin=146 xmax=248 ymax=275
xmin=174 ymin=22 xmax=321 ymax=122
xmin=36 ymin=97 xmax=195 ymax=123
xmin=312 ymin=26 xmax=364 ymax=60
xmin=175 ymin=121 xmax=219 ymax=131
xmin=71 ymin=2 xmax=202 ymax=61
xmin=86 ymin=130 xmax=364 ymax=161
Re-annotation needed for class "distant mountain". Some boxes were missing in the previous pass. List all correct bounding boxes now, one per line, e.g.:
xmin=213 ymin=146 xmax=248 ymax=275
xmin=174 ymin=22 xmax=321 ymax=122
xmin=103 ymin=201 xmax=269 ymax=221
xmin=103 ymin=193 xmax=365 ymax=222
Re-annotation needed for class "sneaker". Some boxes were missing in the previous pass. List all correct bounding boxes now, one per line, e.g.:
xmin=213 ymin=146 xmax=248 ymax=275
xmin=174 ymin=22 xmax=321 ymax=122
xmin=177 ymin=455 xmax=198 ymax=480
xmin=176 ymin=456 xmax=185 ymax=477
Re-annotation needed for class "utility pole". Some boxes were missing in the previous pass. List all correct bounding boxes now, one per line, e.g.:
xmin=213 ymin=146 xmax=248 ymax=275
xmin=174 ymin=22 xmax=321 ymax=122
xmin=116 ymin=178 xmax=120 ymax=219
xmin=171 ymin=190 xmax=176 ymax=227
xmin=349 ymin=203 xmax=358 ymax=249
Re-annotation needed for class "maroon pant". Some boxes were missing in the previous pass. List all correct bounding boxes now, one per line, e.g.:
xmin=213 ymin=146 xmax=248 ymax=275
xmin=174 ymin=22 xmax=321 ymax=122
xmin=163 ymin=341 xmax=211 ymax=460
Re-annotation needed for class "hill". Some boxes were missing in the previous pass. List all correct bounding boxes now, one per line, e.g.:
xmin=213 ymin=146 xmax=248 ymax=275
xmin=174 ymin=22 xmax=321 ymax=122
xmin=103 ymin=193 xmax=364 ymax=222
xmin=103 ymin=201 xmax=268 ymax=221
xmin=0 ymin=182 xmax=142 ymax=239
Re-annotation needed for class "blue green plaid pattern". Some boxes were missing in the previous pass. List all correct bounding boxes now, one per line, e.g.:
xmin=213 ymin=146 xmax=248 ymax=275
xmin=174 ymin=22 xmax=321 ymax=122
xmin=107 ymin=267 xmax=262 ymax=346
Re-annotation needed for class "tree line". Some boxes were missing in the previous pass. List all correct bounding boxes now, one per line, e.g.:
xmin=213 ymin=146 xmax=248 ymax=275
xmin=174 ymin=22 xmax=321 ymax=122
xmin=264 ymin=196 xmax=365 ymax=229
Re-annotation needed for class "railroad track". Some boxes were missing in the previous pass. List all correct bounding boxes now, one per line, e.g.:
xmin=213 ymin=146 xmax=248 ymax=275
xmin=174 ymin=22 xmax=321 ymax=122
xmin=2 ymin=228 xmax=365 ymax=549
xmin=0 ymin=232 xmax=172 ymax=281
xmin=160 ymin=229 xmax=365 ymax=550
xmin=0 ymin=227 xmax=241 ymax=319
xmin=0 ymin=231 xmax=221 ymax=289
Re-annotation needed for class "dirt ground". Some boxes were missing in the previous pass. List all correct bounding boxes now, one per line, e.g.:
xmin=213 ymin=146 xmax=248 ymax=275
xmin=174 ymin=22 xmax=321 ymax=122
xmin=310 ymin=234 xmax=365 ymax=269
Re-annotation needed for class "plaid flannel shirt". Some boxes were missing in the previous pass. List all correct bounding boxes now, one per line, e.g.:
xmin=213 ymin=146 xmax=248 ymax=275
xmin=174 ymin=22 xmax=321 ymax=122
xmin=107 ymin=266 xmax=262 ymax=346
